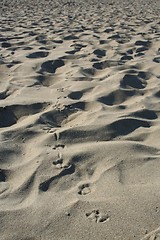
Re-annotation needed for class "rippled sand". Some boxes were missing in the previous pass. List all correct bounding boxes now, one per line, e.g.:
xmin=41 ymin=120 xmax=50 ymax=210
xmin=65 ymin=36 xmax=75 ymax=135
xmin=0 ymin=0 xmax=160 ymax=239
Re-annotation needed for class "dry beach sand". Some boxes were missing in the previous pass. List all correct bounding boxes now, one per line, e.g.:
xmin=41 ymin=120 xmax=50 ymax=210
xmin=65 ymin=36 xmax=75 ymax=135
xmin=0 ymin=0 xmax=160 ymax=239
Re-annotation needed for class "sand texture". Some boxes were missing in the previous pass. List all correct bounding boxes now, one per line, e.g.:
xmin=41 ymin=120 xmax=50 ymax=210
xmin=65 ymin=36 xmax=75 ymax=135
xmin=0 ymin=0 xmax=160 ymax=239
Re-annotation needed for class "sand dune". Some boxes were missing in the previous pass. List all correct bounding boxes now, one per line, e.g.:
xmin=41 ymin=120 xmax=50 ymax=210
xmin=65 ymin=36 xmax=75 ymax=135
xmin=0 ymin=0 xmax=160 ymax=239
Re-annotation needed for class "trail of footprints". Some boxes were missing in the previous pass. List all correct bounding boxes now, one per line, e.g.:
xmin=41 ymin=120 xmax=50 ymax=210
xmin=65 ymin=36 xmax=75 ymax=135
xmin=40 ymin=122 xmax=100 ymax=222
xmin=40 ymin=129 xmax=92 ymax=198
xmin=40 ymin=130 xmax=110 ymax=224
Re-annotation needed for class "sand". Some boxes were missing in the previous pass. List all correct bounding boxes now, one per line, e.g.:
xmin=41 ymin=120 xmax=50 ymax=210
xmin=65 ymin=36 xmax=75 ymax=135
xmin=0 ymin=0 xmax=160 ymax=239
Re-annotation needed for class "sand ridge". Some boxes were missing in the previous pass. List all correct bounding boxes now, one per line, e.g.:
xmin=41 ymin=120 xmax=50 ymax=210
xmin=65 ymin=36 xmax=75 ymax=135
xmin=0 ymin=0 xmax=160 ymax=239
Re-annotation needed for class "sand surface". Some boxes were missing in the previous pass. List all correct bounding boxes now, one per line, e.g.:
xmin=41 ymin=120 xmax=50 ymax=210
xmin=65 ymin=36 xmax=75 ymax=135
xmin=0 ymin=0 xmax=160 ymax=239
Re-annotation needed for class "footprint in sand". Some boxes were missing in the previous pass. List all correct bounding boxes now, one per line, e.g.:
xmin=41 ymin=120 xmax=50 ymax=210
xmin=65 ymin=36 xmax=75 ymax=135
xmin=86 ymin=209 xmax=110 ymax=223
xmin=53 ymin=158 xmax=63 ymax=169
xmin=52 ymin=153 xmax=72 ymax=171
xmin=52 ymin=153 xmax=63 ymax=169
xmin=52 ymin=144 xmax=65 ymax=150
xmin=39 ymin=162 xmax=75 ymax=192
xmin=78 ymin=183 xmax=91 ymax=195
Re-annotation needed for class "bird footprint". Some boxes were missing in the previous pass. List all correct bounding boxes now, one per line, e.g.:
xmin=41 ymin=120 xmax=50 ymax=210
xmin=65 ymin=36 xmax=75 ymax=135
xmin=86 ymin=210 xmax=109 ymax=223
